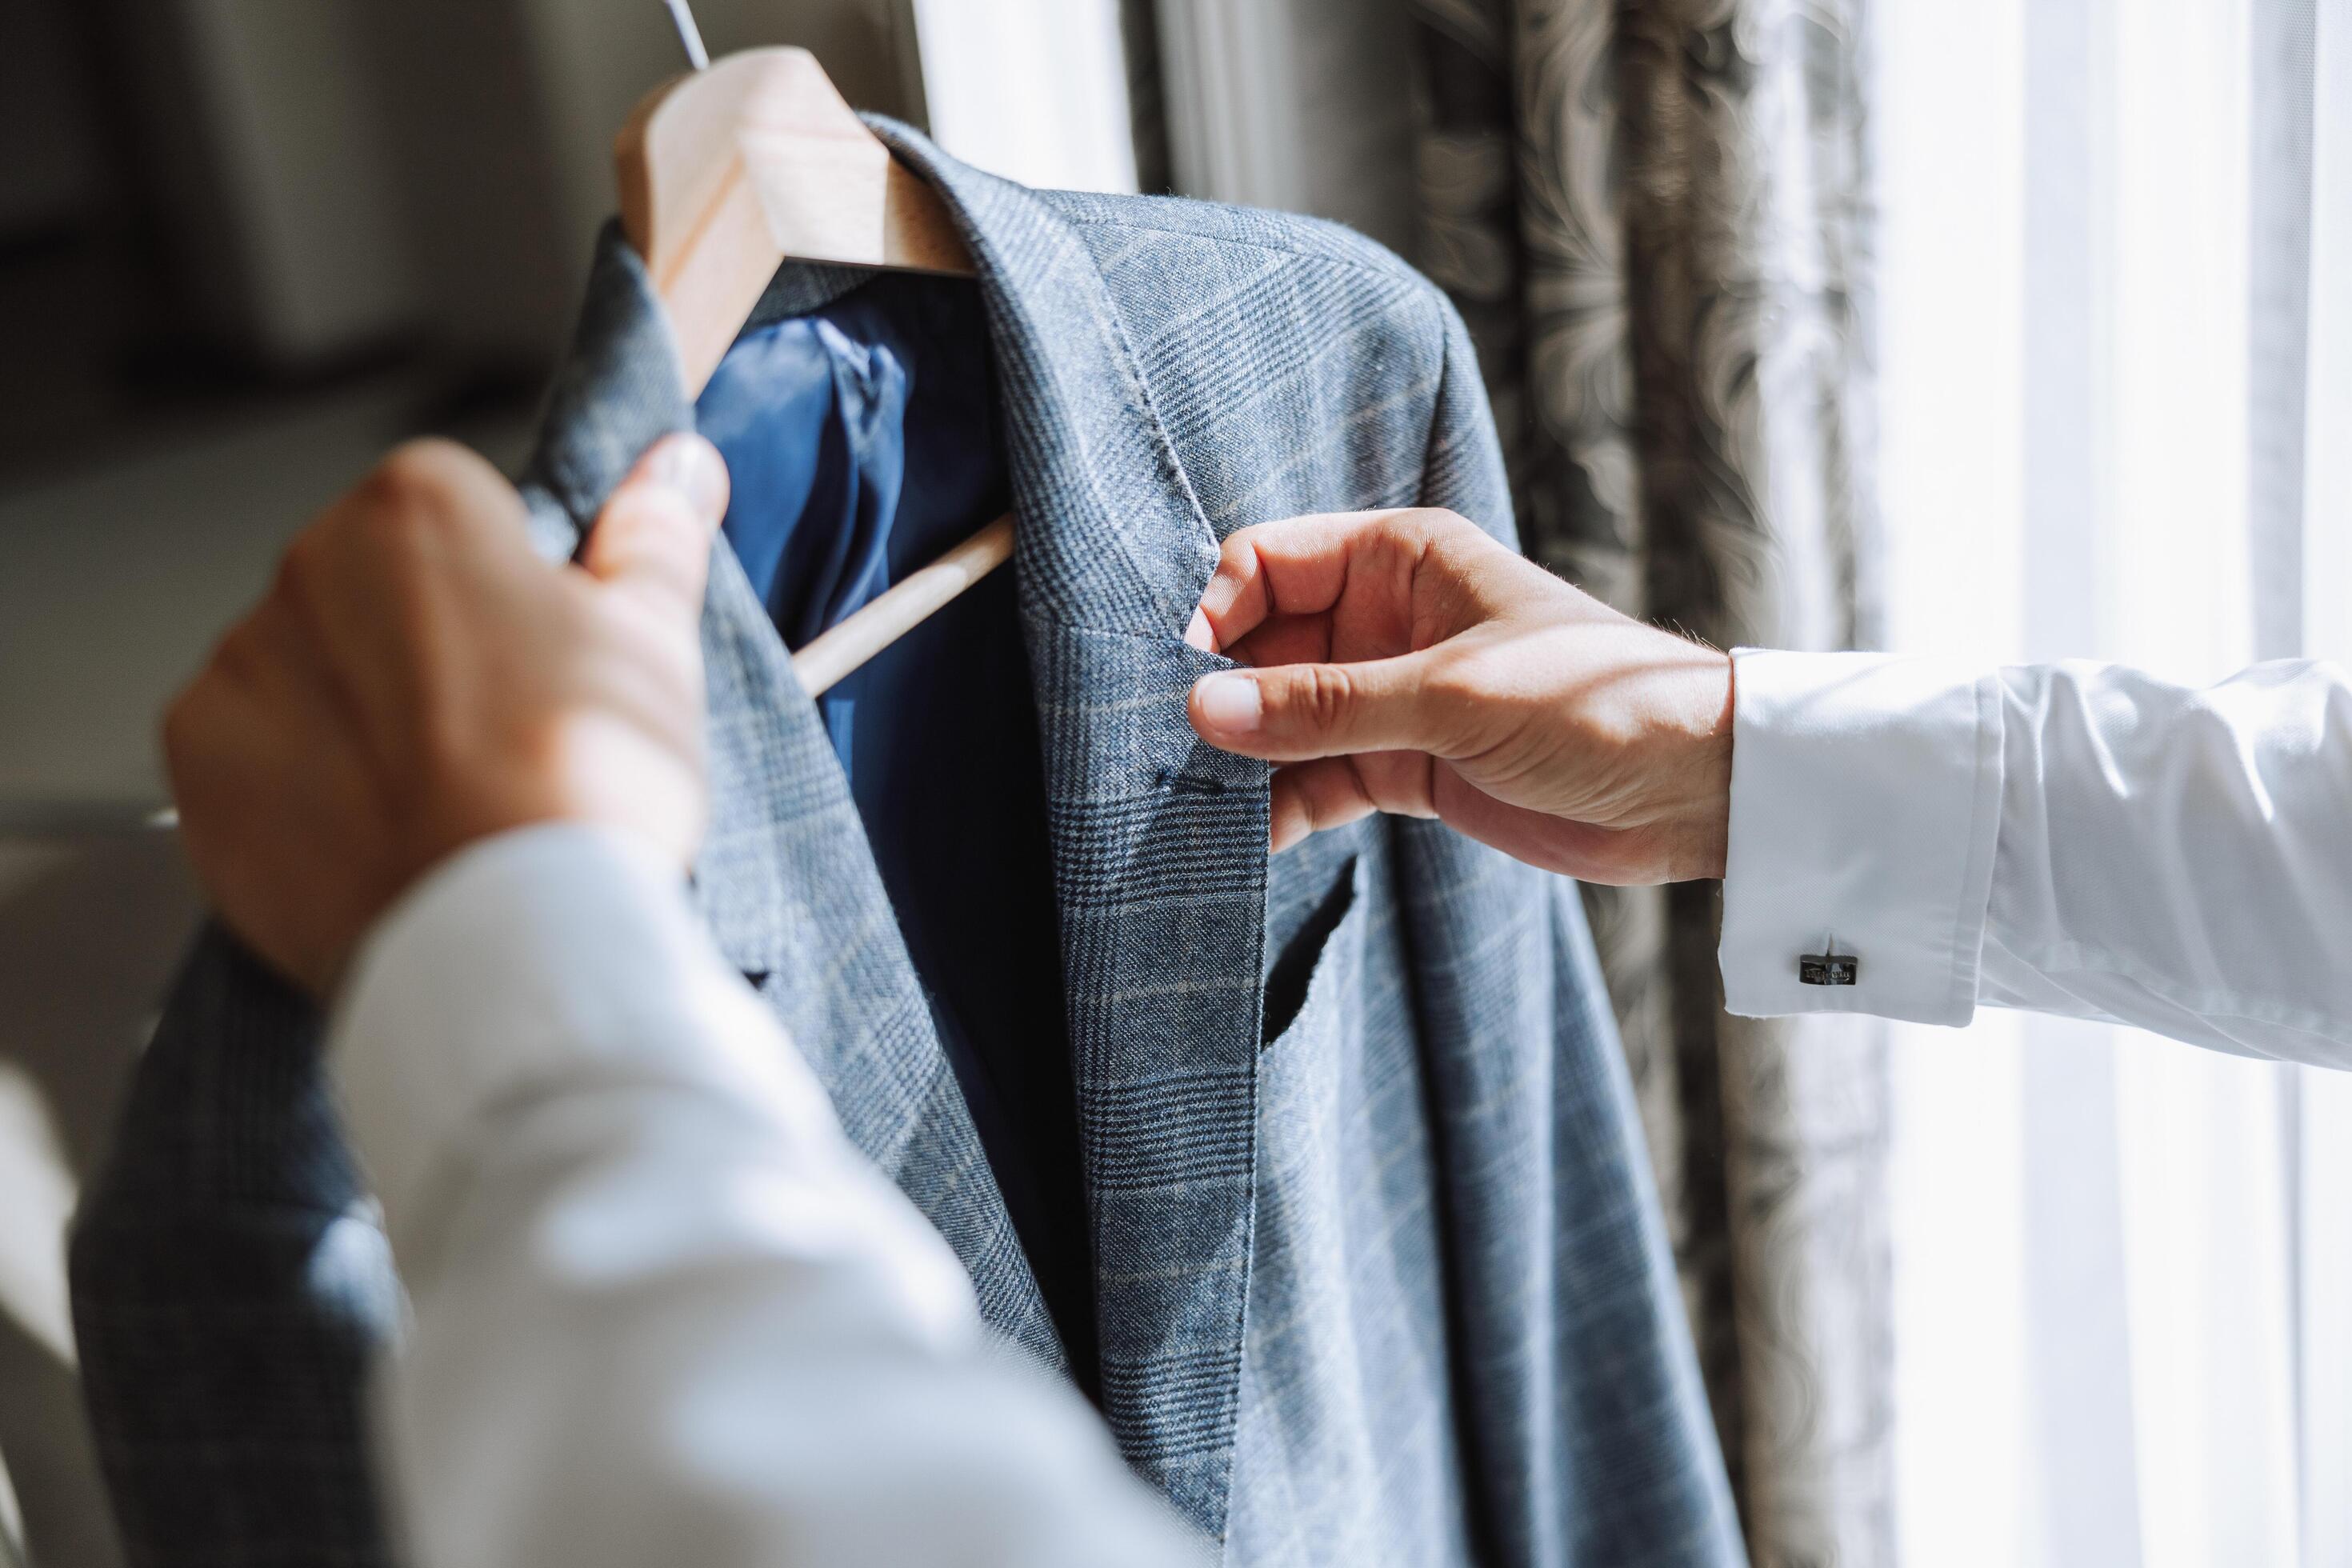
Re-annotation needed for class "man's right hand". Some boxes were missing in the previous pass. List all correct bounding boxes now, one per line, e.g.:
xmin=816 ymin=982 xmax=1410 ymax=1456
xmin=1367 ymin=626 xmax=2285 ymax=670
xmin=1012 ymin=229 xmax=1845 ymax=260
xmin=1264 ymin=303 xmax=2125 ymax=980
xmin=163 ymin=434 xmax=730 ymax=996
xmin=1182 ymin=508 xmax=1735 ymax=886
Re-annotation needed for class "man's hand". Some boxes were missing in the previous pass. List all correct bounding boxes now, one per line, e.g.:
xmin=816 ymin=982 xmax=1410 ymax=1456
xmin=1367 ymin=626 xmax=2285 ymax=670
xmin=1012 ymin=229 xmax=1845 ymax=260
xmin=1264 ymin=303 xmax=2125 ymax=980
xmin=1183 ymin=507 xmax=1733 ymax=885
xmin=164 ymin=434 xmax=730 ymax=994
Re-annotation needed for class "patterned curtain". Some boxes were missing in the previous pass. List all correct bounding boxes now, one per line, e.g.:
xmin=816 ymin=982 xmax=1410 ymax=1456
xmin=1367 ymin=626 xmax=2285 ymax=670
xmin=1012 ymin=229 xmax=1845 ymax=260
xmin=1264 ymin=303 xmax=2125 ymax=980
xmin=1403 ymin=2 xmax=1892 ymax=1561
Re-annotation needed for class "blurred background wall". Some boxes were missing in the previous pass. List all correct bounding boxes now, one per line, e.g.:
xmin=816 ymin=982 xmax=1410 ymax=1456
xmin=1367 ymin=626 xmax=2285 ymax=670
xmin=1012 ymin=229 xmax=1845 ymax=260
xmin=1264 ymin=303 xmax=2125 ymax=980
xmin=0 ymin=0 xmax=920 ymax=474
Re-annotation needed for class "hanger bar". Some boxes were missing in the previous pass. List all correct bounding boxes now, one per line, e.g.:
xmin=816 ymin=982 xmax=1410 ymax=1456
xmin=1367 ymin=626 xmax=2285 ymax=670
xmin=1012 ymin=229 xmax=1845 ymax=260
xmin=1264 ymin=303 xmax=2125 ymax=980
xmin=661 ymin=0 xmax=710 ymax=70
xmin=790 ymin=514 xmax=1014 ymax=696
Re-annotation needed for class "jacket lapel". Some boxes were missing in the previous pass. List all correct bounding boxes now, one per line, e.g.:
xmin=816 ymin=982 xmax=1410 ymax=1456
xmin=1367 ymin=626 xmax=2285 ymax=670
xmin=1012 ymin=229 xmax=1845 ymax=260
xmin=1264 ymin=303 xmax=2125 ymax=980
xmin=513 ymin=231 xmax=1064 ymax=1369
xmin=874 ymin=126 xmax=1274 ymax=1539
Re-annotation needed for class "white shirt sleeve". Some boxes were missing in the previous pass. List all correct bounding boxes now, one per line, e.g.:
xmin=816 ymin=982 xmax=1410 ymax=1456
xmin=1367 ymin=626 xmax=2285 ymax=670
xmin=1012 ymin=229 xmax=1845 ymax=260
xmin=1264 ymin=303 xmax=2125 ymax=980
xmin=326 ymin=823 xmax=1204 ymax=1568
xmin=1719 ymin=650 xmax=2352 ymax=1067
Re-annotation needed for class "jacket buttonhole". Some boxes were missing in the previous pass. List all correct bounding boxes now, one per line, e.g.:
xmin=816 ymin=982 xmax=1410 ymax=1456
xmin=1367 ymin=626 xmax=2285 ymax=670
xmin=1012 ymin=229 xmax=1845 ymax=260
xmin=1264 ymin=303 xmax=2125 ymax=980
xmin=1162 ymin=770 xmax=1226 ymax=796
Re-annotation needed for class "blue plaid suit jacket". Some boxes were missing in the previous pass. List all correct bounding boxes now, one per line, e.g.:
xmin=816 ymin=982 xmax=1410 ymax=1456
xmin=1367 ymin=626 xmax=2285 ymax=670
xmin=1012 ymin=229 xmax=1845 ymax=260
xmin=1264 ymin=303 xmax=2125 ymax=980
xmin=70 ymin=124 xmax=1742 ymax=1567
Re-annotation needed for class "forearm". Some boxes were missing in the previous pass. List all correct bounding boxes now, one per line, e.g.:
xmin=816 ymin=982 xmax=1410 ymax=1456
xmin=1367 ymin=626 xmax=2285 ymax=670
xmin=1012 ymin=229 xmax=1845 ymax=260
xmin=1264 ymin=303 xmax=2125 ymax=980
xmin=329 ymin=826 xmax=1199 ymax=1568
xmin=1977 ymin=659 xmax=2352 ymax=1058
xmin=1720 ymin=652 xmax=2352 ymax=1066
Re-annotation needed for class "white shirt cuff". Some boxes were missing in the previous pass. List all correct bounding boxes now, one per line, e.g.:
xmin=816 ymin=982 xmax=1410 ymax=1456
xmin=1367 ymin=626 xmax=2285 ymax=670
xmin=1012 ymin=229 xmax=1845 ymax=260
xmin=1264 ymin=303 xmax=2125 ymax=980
xmin=1718 ymin=650 xmax=2003 ymax=1026
xmin=326 ymin=822 xmax=811 ymax=1250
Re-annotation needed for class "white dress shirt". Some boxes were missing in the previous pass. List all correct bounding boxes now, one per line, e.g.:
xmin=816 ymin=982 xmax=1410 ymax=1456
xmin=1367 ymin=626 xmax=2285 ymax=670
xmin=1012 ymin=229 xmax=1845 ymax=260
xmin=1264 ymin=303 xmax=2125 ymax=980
xmin=327 ymin=824 xmax=1204 ymax=1568
xmin=1722 ymin=650 xmax=2352 ymax=1067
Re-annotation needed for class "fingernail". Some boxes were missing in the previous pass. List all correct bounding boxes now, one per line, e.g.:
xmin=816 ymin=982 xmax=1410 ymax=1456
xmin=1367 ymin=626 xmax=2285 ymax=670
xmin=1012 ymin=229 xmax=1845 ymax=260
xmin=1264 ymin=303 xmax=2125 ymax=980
xmin=1192 ymin=671 xmax=1261 ymax=734
xmin=1184 ymin=607 xmax=1217 ymax=652
xmin=645 ymin=434 xmax=730 ymax=522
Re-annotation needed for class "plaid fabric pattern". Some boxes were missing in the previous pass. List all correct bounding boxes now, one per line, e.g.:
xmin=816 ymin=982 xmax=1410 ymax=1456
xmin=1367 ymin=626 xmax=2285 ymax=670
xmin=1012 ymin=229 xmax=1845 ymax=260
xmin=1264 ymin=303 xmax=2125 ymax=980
xmin=70 ymin=124 xmax=1741 ymax=1566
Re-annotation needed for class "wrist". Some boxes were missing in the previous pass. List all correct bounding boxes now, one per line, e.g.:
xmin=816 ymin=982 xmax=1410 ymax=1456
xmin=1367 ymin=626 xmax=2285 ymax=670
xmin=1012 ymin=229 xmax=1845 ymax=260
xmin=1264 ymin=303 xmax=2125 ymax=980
xmin=1653 ymin=647 xmax=1734 ymax=881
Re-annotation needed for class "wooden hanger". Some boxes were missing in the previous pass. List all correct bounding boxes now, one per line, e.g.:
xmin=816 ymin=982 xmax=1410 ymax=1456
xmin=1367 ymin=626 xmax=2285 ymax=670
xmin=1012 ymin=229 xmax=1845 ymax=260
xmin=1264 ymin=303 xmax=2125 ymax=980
xmin=615 ymin=14 xmax=1012 ymax=697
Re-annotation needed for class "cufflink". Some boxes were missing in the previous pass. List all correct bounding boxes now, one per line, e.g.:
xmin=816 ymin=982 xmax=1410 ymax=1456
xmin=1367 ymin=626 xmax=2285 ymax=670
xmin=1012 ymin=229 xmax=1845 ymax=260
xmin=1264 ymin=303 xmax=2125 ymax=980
xmin=1798 ymin=938 xmax=1858 ymax=986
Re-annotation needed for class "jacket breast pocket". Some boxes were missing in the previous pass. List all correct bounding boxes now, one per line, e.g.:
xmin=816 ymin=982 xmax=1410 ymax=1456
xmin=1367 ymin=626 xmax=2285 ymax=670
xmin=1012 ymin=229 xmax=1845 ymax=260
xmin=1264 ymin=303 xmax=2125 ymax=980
xmin=1260 ymin=853 xmax=1367 ymax=1054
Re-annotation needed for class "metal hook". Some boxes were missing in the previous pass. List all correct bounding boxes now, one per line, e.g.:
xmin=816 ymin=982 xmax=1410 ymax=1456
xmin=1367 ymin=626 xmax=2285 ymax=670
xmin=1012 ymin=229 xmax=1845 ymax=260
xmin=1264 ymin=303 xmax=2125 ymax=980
xmin=662 ymin=0 xmax=710 ymax=70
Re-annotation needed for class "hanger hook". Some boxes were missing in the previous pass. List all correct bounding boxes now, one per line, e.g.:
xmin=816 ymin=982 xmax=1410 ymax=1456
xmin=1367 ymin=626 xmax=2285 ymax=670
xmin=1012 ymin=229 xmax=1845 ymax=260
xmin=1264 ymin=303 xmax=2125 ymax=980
xmin=661 ymin=0 xmax=710 ymax=70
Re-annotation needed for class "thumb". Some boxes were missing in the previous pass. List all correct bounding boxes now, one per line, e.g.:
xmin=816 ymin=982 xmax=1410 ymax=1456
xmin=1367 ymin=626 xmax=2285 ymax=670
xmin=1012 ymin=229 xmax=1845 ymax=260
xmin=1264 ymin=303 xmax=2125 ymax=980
xmin=579 ymin=434 xmax=730 ymax=617
xmin=1188 ymin=654 xmax=1441 ymax=762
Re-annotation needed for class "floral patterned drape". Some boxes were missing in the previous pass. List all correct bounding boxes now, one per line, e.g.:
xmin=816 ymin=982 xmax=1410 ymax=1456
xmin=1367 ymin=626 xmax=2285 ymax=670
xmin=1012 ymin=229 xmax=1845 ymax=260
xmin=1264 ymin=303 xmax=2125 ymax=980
xmin=1405 ymin=2 xmax=1893 ymax=1561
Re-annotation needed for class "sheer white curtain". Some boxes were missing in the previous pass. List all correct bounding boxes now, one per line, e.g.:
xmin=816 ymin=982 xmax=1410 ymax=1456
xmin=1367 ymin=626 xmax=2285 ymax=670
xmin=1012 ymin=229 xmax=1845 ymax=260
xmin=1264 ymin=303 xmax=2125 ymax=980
xmin=901 ymin=0 xmax=1139 ymax=194
xmin=1876 ymin=0 xmax=2352 ymax=1562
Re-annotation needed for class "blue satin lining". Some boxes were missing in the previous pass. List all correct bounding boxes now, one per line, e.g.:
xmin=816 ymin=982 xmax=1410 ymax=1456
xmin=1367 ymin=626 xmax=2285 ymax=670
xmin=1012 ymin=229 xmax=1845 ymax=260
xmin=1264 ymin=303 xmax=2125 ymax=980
xmin=697 ymin=274 xmax=1095 ymax=1391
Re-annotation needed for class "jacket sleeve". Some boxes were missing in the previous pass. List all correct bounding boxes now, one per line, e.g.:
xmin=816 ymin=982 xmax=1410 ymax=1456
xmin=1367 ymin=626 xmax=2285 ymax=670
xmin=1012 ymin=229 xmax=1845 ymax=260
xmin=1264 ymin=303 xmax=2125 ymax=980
xmin=62 ymin=453 xmax=598 ymax=1568
xmin=67 ymin=926 xmax=401 ymax=1567
xmin=1386 ymin=286 xmax=1745 ymax=1566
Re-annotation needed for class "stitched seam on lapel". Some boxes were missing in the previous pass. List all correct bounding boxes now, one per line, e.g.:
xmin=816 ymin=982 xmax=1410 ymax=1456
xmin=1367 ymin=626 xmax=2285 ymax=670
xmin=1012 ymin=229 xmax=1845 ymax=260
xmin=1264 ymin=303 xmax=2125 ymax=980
xmin=864 ymin=118 xmax=1219 ymax=640
xmin=1055 ymin=209 xmax=1433 ymax=286
xmin=1002 ymin=270 xmax=1214 ymax=634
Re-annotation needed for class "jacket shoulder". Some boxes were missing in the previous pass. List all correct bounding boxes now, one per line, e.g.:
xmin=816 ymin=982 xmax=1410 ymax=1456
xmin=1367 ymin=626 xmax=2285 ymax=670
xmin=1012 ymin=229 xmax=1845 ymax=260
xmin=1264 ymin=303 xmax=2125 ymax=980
xmin=1038 ymin=191 xmax=1461 ymax=534
xmin=1041 ymin=190 xmax=1435 ymax=294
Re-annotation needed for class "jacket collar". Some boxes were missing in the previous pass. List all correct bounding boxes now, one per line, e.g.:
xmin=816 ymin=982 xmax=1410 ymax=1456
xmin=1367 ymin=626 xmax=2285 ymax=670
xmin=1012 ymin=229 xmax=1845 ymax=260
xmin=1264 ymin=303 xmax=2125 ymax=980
xmin=518 ymin=121 xmax=1221 ymax=639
